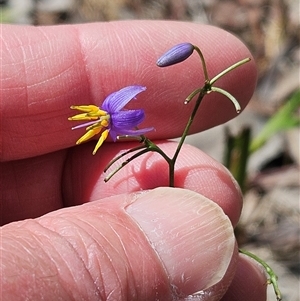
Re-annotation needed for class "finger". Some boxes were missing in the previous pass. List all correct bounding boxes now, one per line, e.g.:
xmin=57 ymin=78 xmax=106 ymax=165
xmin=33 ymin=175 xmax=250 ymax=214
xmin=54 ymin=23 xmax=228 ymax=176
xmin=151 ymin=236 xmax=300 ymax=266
xmin=1 ymin=21 xmax=257 ymax=161
xmin=1 ymin=188 xmax=237 ymax=300
xmin=0 ymin=150 xmax=67 ymax=226
xmin=63 ymin=141 xmax=242 ymax=227
xmin=221 ymin=254 xmax=267 ymax=301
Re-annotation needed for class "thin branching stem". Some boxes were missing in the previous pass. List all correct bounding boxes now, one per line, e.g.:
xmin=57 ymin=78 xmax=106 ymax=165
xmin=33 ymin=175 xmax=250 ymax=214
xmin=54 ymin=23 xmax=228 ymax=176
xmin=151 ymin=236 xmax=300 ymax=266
xmin=104 ymin=144 xmax=147 ymax=172
xmin=104 ymin=148 xmax=151 ymax=182
xmin=210 ymin=58 xmax=251 ymax=85
xmin=211 ymin=87 xmax=241 ymax=113
xmin=193 ymin=45 xmax=209 ymax=82
xmin=171 ymin=91 xmax=205 ymax=163
xmin=239 ymin=249 xmax=282 ymax=301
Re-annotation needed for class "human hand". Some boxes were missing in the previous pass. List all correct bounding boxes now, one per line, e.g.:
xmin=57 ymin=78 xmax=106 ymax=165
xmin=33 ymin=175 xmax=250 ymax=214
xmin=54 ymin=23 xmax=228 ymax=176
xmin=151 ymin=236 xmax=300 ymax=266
xmin=1 ymin=21 xmax=266 ymax=300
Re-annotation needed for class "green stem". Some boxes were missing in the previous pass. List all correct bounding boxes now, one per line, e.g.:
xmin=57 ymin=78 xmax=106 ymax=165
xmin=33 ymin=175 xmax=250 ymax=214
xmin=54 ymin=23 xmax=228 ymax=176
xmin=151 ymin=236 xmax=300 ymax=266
xmin=239 ymin=249 xmax=282 ymax=301
xmin=210 ymin=87 xmax=241 ymax=113
xmin=135 ymin=137 xmax=175 ymax=186
xmin=169 ymin=90 xmax=206 ymax=186
xmin=104 ymin=144 xmax=147 ymax=172
xmin=185 ymin=87 xmax=202 ymax=104
xmin=210 ymin=58 xmax=251 ymax=85
xmin=104 ymin=148 xmax=151 ymax=182
xmin=169 ymin=161 xmax=175 ymax=187
xmin=143 ymin=137 xmax=172 ymax=164
xmin=172 ymin=91 xmax=205 ymax=164
xmin=193 ymin=45 xmax=209 ymax=82
xmin=104 ymin=136 xmax=172 ymax=182
xmin=139 ymin=138 xmax=175 ymax=186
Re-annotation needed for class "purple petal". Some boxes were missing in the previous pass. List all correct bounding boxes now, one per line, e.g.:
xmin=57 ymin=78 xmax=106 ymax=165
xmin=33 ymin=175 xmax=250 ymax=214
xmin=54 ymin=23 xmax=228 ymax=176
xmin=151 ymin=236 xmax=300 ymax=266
xmin=111 ymin=109 xmax=145 ymax=129
xmin=102 ymin=86 xmax=146 ymax=113
xmin=156 ymin=43 xmax=194 ymax=67
xmin=109 ymin=130 xmax=118 ymax=141
xmin=109 ymin=127 xmax=154 ymax=141
xmin=116 ymin=127 xmax=154 ymax=136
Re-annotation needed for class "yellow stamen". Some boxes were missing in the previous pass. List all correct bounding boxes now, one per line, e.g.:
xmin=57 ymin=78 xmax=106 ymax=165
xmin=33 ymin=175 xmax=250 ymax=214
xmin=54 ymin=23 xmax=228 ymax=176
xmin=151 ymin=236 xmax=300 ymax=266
xmin=93 ymin=129 xmax=109 ymax=155
xmin=68 ymin=113 xmax=99 ymax=121
xmin=69 ymin=105 xmax=111 ymax=153
xmin=69 ymin=105 xmax=108 ymax=121
xmin=86 ymin=117 xmax=109 ymax=131
xmin=101 ymin=119 xmax=109 ymax=127
xmin=70 ymin=105 xmax=102 ymax=113
xmin=76 ymin=127 xmax=102 ymax=145
xmin=88 ymin=110 xmax=107 ymax=117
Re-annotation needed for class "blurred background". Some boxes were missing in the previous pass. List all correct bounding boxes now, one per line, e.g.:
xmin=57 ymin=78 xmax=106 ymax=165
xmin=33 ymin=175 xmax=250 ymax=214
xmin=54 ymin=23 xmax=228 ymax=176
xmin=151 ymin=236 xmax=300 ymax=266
xmin=1 ymin=1 xmax=299 ymax=300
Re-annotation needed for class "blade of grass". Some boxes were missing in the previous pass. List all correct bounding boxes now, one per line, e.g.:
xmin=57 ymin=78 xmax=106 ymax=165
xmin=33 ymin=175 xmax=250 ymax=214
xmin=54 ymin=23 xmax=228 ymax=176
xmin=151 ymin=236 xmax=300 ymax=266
xmin=250 ymin=90 xmax=300 ymax=153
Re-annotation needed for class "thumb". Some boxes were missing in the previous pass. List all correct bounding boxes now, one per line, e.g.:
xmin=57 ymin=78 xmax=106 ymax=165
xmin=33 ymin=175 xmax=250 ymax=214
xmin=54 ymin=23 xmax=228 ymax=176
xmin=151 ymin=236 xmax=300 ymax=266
xmin=1 ymin=188 xmax=236 ymax=301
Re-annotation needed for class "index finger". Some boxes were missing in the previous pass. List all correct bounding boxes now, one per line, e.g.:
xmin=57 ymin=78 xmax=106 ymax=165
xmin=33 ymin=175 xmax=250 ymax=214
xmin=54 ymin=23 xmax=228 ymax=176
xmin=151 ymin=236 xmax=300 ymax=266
xmin=1 ymin=21 xmax=257 ymax=161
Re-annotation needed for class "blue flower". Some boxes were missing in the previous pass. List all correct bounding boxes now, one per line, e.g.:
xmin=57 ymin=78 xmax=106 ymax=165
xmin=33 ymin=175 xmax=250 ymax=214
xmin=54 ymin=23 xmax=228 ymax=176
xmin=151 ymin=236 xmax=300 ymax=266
xmin=156 ymin=43 xmax=195 ymax=67
xmin=69 ymin=85 xmax=153 ymax=154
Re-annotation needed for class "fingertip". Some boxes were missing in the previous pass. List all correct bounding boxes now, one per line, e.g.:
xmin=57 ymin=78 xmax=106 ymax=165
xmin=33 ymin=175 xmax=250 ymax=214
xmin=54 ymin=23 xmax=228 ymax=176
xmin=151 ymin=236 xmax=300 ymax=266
xmin=126 ymin=187 xmax=237 ymax=296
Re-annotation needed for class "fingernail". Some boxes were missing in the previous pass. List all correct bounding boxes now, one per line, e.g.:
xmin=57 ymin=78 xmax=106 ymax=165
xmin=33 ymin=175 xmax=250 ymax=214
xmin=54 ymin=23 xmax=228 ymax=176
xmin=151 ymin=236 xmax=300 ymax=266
xmin=126 ymin=187 xmax=235 ymax=296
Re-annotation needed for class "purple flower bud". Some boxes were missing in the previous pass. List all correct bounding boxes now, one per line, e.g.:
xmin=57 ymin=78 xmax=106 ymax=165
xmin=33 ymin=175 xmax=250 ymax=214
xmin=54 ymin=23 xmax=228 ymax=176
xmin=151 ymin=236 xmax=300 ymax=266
xmin=156 ymin=43 xmax=194 ymax=67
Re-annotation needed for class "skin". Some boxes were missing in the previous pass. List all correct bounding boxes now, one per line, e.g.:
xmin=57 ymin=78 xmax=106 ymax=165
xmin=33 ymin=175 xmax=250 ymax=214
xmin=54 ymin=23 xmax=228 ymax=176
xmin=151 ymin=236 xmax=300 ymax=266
xmin=0 ymin=21 xmax=267 ymax=300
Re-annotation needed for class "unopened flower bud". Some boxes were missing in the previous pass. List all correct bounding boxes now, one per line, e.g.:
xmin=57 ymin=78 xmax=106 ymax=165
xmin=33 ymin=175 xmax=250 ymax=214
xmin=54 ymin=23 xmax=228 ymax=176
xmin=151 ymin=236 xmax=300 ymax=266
xmin=156 ymin=43 xmax=194 ymax=67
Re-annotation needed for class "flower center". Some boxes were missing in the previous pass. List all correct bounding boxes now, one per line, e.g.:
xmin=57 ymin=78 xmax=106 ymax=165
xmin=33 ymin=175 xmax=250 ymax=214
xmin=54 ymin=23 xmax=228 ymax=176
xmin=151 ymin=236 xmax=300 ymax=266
xmin=86 ymin=113 xmax=110 ymax=131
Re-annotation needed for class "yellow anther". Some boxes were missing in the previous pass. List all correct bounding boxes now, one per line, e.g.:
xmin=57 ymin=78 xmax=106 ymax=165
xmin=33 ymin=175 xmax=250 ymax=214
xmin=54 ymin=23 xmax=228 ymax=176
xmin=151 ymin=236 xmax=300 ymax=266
xmin=87 ymin=109 xmax=107 ymax=117
xmin=93 ymin=129 xmax=109 ymax=155
xmin=76 ymin=127 xmax=102 ymax=145
xmin=68 ymin=113 xmax=99 ymax=121
xmin=70 ymin=105 xmax=100 ymax=113
xmin=69 ymin=105 xmax=108 ymax=121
